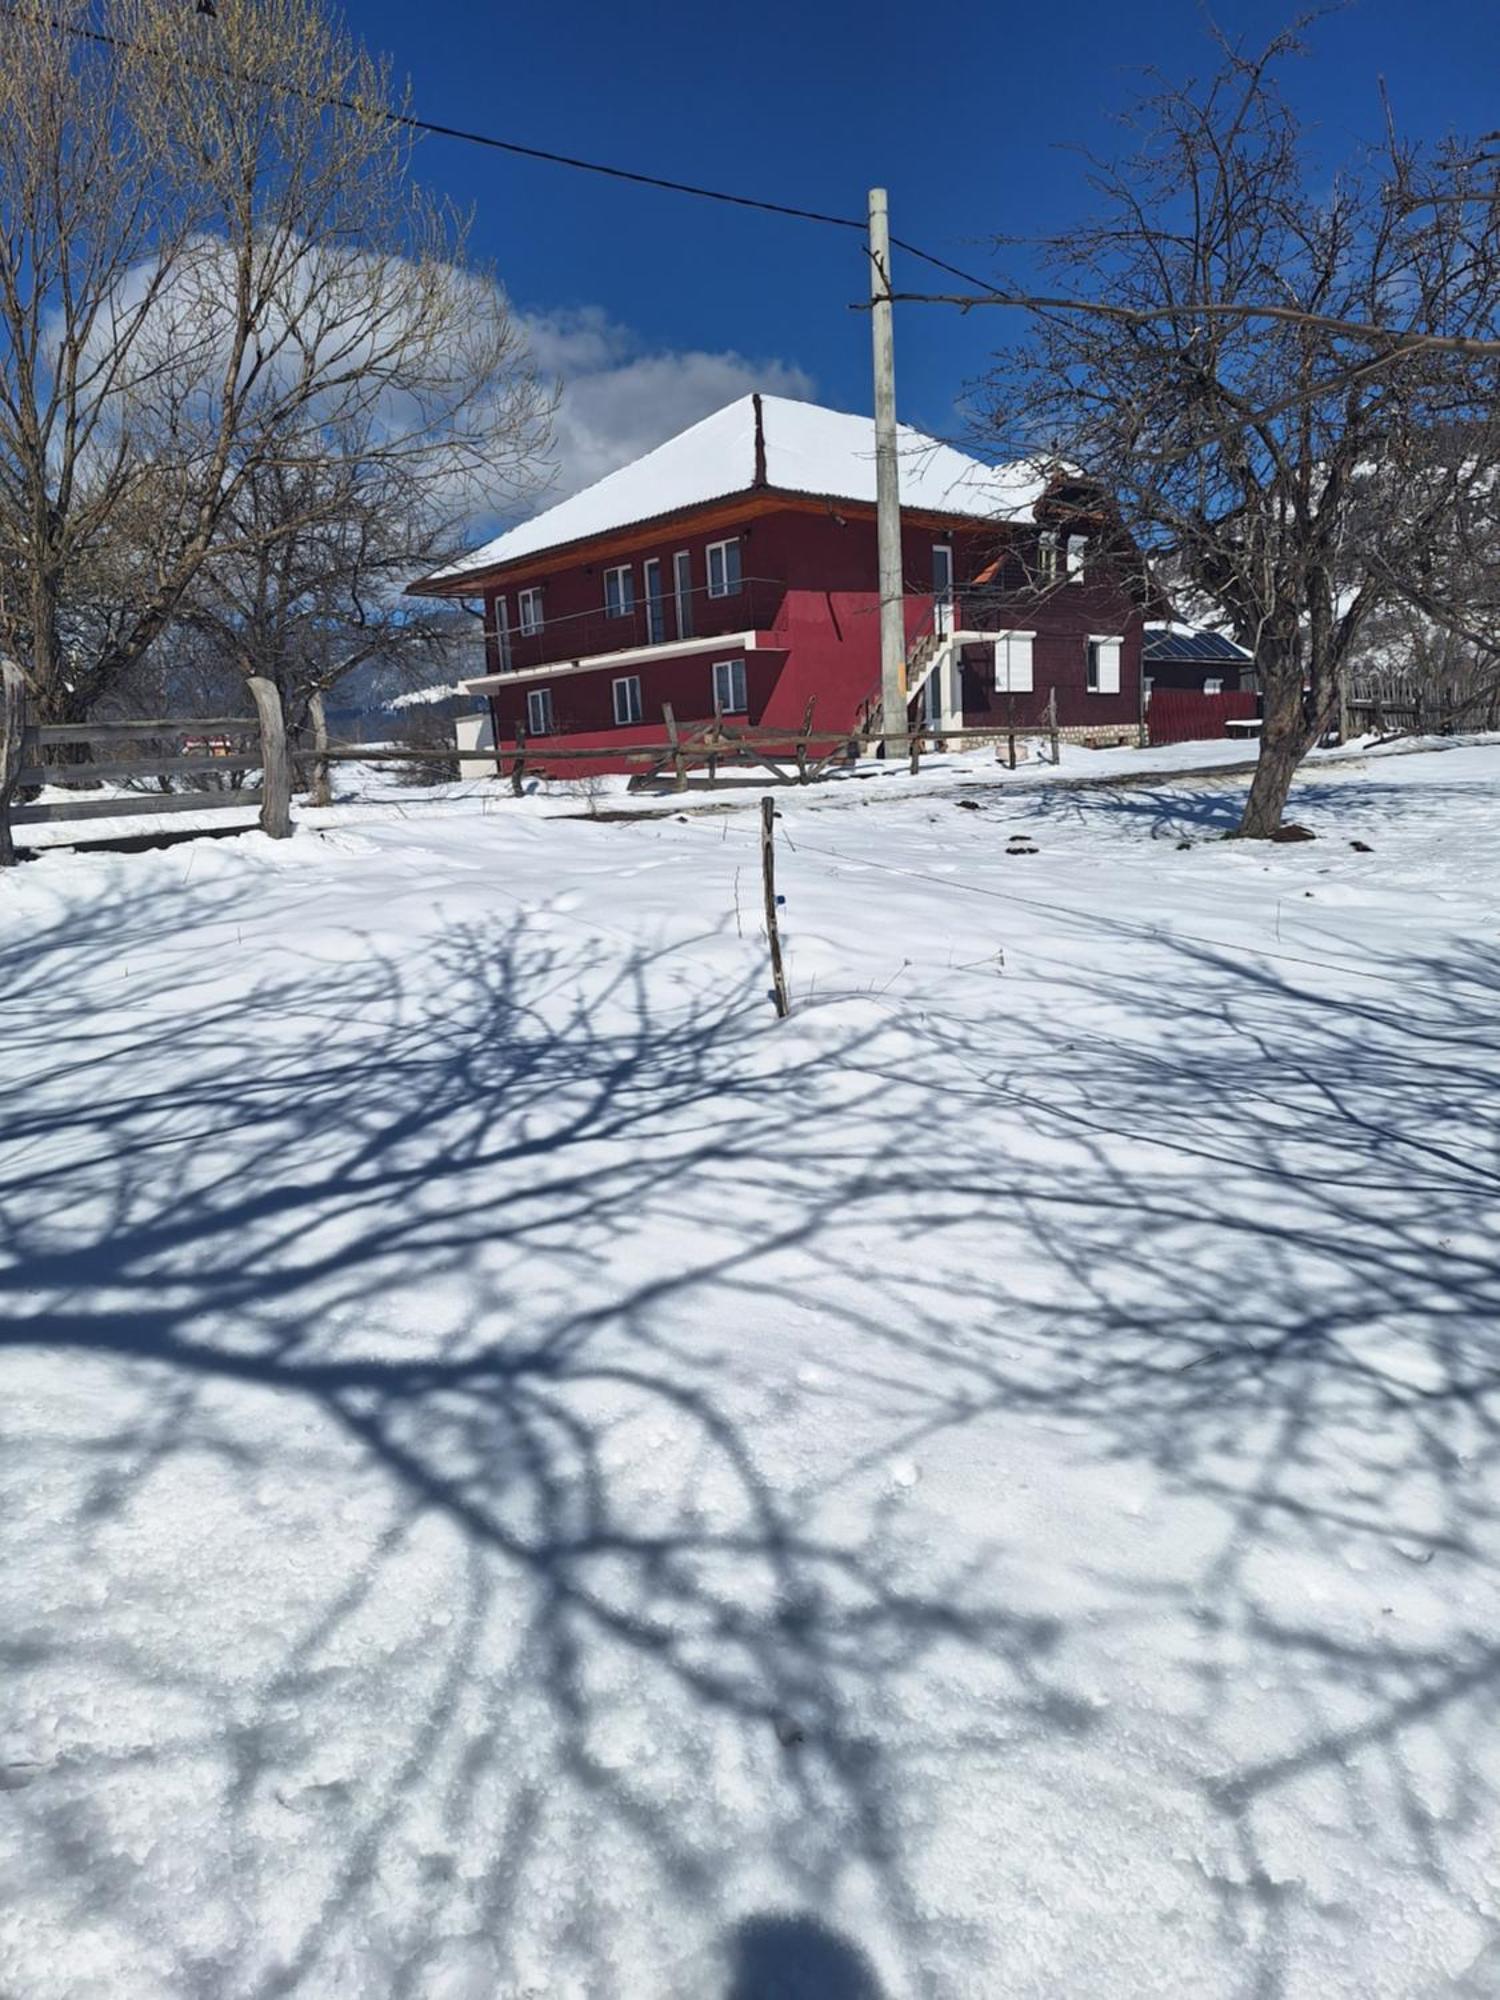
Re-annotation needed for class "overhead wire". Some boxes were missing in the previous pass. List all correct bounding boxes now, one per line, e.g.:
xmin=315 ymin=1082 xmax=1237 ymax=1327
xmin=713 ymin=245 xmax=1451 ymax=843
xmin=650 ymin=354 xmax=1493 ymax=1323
xmin=20 ymin=6 xmax=997 ymax=291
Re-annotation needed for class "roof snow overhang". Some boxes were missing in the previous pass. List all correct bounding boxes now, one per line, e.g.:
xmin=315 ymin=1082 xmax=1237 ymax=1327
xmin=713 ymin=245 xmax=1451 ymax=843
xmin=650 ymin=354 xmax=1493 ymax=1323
xmin=410 ymin=487 xmax=1028 ymax=599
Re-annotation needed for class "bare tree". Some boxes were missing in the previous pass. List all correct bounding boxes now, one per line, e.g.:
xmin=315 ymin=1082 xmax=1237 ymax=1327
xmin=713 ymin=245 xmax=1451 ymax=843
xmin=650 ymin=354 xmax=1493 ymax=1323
xmin=975 ymin=31 xmax=1500 ymax=835
xmin=165 ymin=322 xmax=544 ymax=738
xmin=0 ymin=0 xmax=549 ymax=727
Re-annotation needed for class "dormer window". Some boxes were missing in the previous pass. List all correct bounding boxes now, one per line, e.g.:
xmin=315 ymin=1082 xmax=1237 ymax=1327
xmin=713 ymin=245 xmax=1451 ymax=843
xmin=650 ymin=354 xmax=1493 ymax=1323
xmin=1066 ymin=534 xmax=1087 ymax=584
xmin=1038 ymin=530 xmax=1059 ymax=584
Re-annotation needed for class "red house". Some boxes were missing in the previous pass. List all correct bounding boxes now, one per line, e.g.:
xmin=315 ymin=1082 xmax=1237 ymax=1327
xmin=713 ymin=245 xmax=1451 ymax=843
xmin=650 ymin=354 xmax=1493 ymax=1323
xmin=408 ymin=394 xmax=1146 ymax=774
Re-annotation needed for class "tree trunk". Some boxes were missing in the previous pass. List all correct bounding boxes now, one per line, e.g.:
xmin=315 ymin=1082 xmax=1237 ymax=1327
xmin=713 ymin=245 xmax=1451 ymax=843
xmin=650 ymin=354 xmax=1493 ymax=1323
xmin=1237 ymin=667 xmax=1313 ymax=838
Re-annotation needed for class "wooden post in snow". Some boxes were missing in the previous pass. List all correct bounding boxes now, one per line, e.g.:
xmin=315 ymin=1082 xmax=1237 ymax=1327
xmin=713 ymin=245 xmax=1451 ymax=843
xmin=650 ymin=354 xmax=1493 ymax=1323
xmin=0 ymin=659 xmax=25 ymax=867
xmin=511 ymin=722 xmax=527 ymax=796
xmin=307 ymin=691 xmax=331 ymax=808
xmin=760 ymin=794 xmax=790 ymax=1020
xmin=797 ymin=696 xmax=816 ymax=783
xmin=1046 ymin=686 xmax=1060 ymax=766
xmin=1007 ymin=688 xmax=1018 ymax=770
xmin=663 ymin=702 xmax=687 ymax=791
xmin=909 ymin=727 xmax=922 ymax=777
xmin=247 ymin=676 xmax=291 ymax=839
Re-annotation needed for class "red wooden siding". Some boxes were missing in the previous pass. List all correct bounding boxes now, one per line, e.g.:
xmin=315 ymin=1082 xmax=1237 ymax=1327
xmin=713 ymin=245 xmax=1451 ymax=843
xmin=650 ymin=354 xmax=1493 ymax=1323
xmin=473 ymin=499 xmax=1147 ymax=773
xmin=1146 ymin=689 xmax=1258 ymax=746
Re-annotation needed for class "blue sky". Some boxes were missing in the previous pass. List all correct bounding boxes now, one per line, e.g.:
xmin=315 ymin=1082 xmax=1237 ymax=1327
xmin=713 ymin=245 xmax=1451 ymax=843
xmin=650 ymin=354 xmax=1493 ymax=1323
xmin=361 ymin=0 xmax=1498 ymax=504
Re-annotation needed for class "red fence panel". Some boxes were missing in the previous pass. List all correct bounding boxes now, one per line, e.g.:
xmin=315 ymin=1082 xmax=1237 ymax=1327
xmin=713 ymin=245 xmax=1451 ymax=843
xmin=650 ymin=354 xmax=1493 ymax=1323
xmin=1147 ymin=690 xmax=1258 ymax=747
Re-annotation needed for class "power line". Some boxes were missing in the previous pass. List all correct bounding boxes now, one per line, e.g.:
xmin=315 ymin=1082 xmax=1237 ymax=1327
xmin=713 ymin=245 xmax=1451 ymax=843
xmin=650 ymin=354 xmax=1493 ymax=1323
xmin=19 ymin=6 xmax=996 ymax=293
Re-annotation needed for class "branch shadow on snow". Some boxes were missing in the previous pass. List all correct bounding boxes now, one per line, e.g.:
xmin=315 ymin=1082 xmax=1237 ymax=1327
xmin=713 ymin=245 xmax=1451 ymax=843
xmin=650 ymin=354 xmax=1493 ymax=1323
xmin=2 ymin=860 xmax=1499 ymax=1995
xmin=0 ymin=877 xmax=1069 ymax=1997
xmin=998 ymin=771 xmax=1492 ymax=843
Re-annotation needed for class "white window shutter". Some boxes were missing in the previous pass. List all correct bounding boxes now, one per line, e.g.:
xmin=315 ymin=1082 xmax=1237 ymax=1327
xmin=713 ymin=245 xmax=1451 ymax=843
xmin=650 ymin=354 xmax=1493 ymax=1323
xmin=994 ymin=631 xmax=1035 ymax=693
xmin=1097 ymin=639 xmax=1121 ymax=694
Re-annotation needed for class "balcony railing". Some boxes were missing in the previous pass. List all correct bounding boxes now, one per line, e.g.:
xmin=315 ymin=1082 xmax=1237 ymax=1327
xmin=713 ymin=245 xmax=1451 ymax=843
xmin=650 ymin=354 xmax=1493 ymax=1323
xmin=492 ymin=576 xmax=788 ymax=675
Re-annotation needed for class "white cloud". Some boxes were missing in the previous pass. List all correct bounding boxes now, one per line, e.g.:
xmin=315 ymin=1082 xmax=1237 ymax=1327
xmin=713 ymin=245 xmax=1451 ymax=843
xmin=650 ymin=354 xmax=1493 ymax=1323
xmin=516 ymin=306 xmax=815 ymax=509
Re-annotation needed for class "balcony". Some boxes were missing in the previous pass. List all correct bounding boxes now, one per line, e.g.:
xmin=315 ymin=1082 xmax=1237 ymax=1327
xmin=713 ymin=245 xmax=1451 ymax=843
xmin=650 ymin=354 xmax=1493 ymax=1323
xmin=480 ymin=576 xmax=788 ymax=683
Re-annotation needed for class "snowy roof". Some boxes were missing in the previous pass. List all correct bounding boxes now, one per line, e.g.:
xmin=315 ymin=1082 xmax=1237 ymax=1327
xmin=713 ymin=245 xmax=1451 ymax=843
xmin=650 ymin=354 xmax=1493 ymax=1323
xmin=419 ymin=395 xmax=1050 ymax=587
xmin=386 ymin=682 xmax=468 ymax=711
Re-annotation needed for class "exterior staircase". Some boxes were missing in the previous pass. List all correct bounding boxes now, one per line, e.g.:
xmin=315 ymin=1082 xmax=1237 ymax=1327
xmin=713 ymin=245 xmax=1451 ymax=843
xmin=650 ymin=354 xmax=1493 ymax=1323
xmin=861 ymin=619 xmax=958 ymax=742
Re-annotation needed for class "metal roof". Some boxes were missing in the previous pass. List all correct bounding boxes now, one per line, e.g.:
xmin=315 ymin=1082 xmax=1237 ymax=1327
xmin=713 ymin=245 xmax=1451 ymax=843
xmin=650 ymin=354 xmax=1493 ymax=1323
xmin=1142 ymin=627 xmax=1253 ymax=664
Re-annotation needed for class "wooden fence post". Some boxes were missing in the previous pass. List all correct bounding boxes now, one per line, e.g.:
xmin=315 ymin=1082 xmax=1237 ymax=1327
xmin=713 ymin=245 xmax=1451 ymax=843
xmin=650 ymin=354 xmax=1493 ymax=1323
xmin=760 ymin=794 xmax=790 ymax=1020
xmin=0 ymin=659 xmax=25 ymax=867
xmin=796 ymin=696 xmax=816 ymax=784
xmin=247 ymin=676 xmax=292 ymax=839
xmin=1046 ymin=686 xmax=1060 ymax=765
xmin=307 ymin=691 xmax=331 ymax=807
xmin=909 ymin=727 xmax=922 ymax=777
xmin=663 ymin=703 xmax=687 ymax=791
xmin=511 ymin=723 xmax=528 ymax=796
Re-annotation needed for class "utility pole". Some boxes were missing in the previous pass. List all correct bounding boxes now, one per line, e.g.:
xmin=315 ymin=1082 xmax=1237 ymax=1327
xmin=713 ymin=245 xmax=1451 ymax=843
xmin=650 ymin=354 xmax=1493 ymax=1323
xmin=868 ymin=187 xmax=906 ymax=759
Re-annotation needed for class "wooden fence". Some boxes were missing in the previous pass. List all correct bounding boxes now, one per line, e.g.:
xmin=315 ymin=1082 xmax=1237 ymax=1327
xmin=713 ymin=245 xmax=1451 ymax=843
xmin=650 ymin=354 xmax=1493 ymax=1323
xmin=1147 ymin=689 xmax=1259 ymax=747
xmin=485 ymin=700 xmax=1063 ymax=793
xmin=1347 ymin=685 xmax=1500 ymax=739
xmin=0 ymin=662 xmax=295 ymax=865
xmin=0 ymin=662 xmax=1065 ymax=863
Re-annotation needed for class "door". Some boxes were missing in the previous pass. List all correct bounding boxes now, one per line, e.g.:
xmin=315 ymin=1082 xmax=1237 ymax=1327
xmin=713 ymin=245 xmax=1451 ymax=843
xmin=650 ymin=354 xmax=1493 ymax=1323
xmin=933 ymin=544 xmax=954 ymax=637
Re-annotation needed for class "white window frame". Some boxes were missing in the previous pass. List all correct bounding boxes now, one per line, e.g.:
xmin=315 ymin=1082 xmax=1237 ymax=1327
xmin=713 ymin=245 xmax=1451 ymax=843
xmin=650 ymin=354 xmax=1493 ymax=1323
xmin=712 ymin=658 xmax=747 ymax=714
xmin=518 ymin=586 xmax=544 ymax=636
xmin=1086 ymin=635 xmax=1123 ymax=696
xmin=1038 ymin=530 xmax=1059 ymax=584
xmin=612 ymin=674 xmax=643 ymax=726
xmin=673 ymin=550 xmax=693 ymax=636
xmin=706 ymin=537 xmax=742 ymax=599
xmin=994 ymin=629 xmax=1036 ymax=693
xmin=1066 ymin=534 xmax=1087 ymax=584
xmin=604 ymin=564 xmax=635 ymax=620
xmin=1203 ymin=676 xmax=1224 ymax=696
xmin=526 ymin=686 xmax=554 ymax=735
xmin=493 ymin=594 xmax=511 ymax=671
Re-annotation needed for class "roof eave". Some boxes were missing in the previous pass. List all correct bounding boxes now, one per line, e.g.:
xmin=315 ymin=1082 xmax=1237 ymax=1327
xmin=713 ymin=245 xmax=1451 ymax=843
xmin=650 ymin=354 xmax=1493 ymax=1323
xmin=408 ymin=484 xmax=1034 ymax=599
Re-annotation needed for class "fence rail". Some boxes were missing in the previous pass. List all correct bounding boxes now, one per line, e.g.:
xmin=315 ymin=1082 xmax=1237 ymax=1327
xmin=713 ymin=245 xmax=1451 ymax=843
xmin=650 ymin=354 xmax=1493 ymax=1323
xmin=1347 ymin=687 xmax=1500 ymax=738
xmin=0 ymin=662 xmax=292 ymax=863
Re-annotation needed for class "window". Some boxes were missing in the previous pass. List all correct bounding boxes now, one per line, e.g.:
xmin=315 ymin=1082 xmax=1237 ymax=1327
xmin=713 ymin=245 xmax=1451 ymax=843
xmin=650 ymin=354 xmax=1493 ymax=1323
xmin=493 ymin=594 xmax=511 ymax=671
xmin=604 ymin=565 xmax=634 ymax=620
xmin=612 ymin=675 xmax=643 ymax=726
xmin=1066 ymin=534 xmax=1087 ymax=584
xmin=707 ymin=537 xmax=742 ymax=599
xmin=526 ymin=687 xmax=554 ymax=735
xmin=712 ymin=658 xmax=747 ymax=714
xmin=1086 ymin=636 xmax=1122 ymax=695
xmin=643 ymin=558 xmax=665 ymax=644
xmin=1038 ymin=530 xmax=1059 ymax=584
xmin=518 ymin=586 xmax=544 ymax=636
xmin=673 ymin=550 xmax=694 ymax=636
xmin=994 ymin=630 xmax=1035 ymax=693
xmin=1203 ymin=676 xmax=1224 ymax=696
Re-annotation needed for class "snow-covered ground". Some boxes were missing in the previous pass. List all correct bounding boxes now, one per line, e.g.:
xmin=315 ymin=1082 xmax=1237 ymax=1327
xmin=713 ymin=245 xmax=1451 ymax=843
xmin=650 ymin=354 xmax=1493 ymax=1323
xmin=3 ymin=744 xmax=1499 ymax=1998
